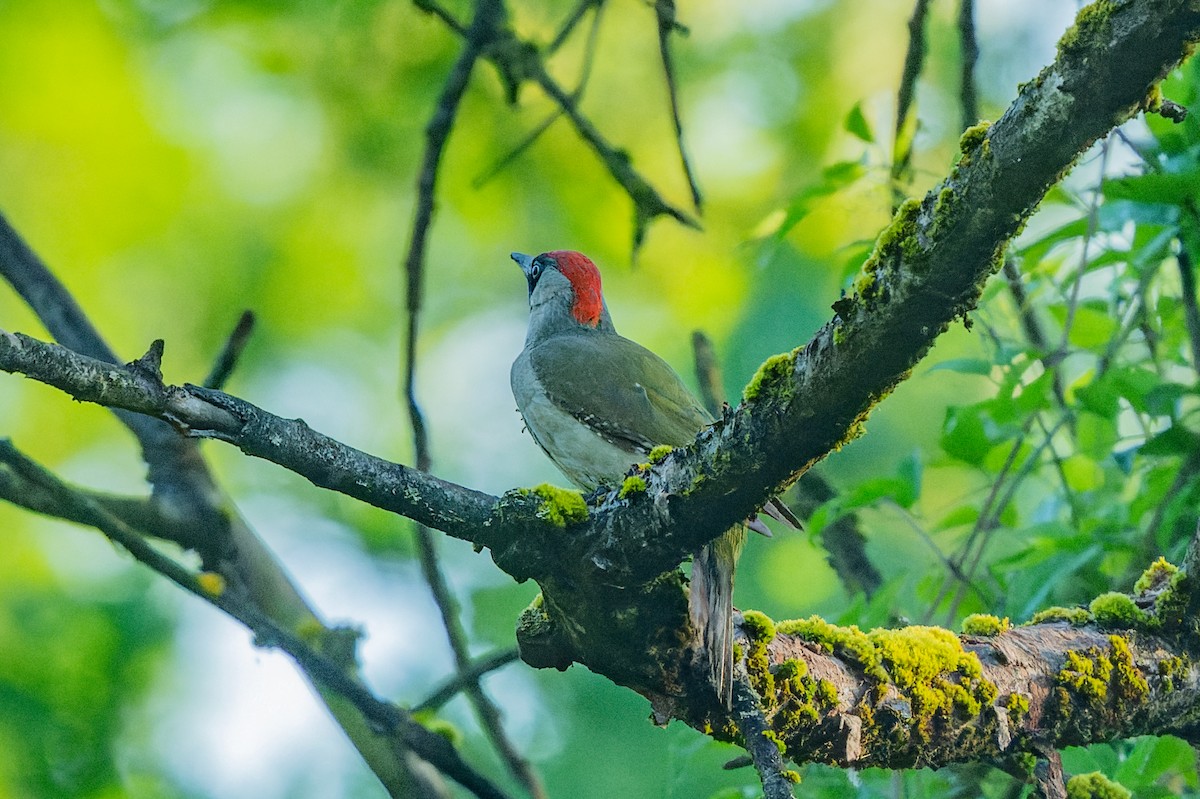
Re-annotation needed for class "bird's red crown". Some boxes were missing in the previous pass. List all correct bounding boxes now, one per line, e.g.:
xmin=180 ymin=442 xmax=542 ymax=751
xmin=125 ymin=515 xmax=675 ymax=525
xmin=548 ymin=250 xmax=604 ymax=327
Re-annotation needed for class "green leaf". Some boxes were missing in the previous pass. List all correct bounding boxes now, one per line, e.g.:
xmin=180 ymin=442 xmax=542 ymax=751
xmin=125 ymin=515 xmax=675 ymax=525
xmin=941 ymin=405 xmax=991 ymax=465
xmin=1104 ymin=169 xmax=1200 ymax=205
xmin=935 ymin=505 xmax=979 ymax=531
xmin=1140 ymin=425 xmax=1200 ymax=457
xmin=1097 ymin=198 xmax=1180 ymax=229
xmin=772 ymin=160 xmax=867 ymax=238
xmin=844 ymin=100 xmax=875 ymax=143
xmin=1075 ymin=371 xmax=1119 ymax=416
xmin=1061 ymin=453 xmax=1104 ymax=492
xmin=1145 ymin=382 xmax=1191 ymax=416
xmin=1114 ymin=736 xmax=1199 ymax=790
xmin=1064 ymin=303 xmax=1119 ymax=349
xmin=840 ymin=476 xmax=911 ymax=511
xmin=1111 ymin=366 xmax=1163 ymax=413
xmin=1076 ymin=411 xmax=1118 ymax=460
xmin=895 ymin=453 xmax=922 ymax=508
xmin=1016 ymin=216 xmax=1088 ymax=262
xmin=928 ymin=357 xmax=994 ymax=375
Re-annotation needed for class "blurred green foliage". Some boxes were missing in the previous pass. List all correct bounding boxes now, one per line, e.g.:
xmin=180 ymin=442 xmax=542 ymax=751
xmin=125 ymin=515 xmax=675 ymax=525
xmin=1 ymin=0 xmax=1199 ymax=797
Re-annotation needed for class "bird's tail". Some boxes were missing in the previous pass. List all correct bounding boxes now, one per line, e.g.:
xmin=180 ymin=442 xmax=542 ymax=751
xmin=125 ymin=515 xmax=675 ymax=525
xmin=689 ymin=526 xmax=747 ymax=707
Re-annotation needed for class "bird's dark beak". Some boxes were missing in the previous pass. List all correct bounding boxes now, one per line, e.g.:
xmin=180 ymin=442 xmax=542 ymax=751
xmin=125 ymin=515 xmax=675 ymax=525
xmin=511 ymin=252 xmax=537 ymax=294
xmin=511 ymin=252 xmax=534 ymax=274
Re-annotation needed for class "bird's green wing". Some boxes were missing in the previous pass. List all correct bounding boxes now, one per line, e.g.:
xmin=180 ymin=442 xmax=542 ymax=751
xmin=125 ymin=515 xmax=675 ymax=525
xmin=526 ymin=332 xmax=713 ymax=451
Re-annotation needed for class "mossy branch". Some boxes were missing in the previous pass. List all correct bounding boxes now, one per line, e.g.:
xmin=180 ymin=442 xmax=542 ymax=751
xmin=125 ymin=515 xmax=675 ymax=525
xmin=708 ymin=545 xmax=1200 ymax=771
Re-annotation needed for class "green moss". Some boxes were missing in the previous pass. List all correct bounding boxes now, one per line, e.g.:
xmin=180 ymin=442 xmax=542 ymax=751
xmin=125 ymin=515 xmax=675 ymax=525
xmin=618 ymin=475 xmax=647 ymax=499
xmin=777 ymin=616 xmax=886 ymax=681
xmin=1057 ymin=0 xmax=1117 ymax=60
xmin=742 ymin=611 xmax=777 ymax=698
xmin=777 ymin=616 xmax=996 ymax=747
xmin=521 ymin=484 xmax=588 ymax=527
xmin=883 ymin=198 xmax=922 ymax=251
xmin=742 ymin=350 xmax=798 ymax=403
xmin=868 ymin=626 xmax=993 ymax=734
xmin=1142 ymin=84 xmax=1164 ymax=114
xmin=1108 ymin=635 xmax=1149 ymax=701
xmin=1005 ymin=692 xmax=1029 ymax=722
xmin=1030 ymin=606 xmax=1093 ymax=626
xmin=1088 ymin=592 xmax=1146 ymax=627
xmin=1051 ymin=635 xmax=1150 ymax=742
xmin=1134 ymin=557 xmax=1179 ymax=594
xmin=517 ymin=593 xmax=550 ymax=634
xmin=1065 ymin=771 xmax=1131 ymax=799
xmin=411 ymin=712 xmax=464 ymax=746
xmin=1157 ymin=654 xmax=1189 ymax=692
xmin=775 ymin=658 xmax=806 ymax=680
xmin=961 ymin=614 xmax=1010 ymax=636
xmin=1153 ymin=570 xmax=1191 ymax=629
xmin=958 ymin=120 xmax=992 ymax=155
xmin=647 ymin=444 xmax=673 ymax=464
xmin=782 ymin=769 xmax=802 ymax=784
xmin=742 ymin=610 xmax=776 ymax=643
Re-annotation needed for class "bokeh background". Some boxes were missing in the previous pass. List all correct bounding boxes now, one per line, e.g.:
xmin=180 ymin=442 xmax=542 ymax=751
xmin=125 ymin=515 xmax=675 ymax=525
xmin=4 ymin=1 xmax=1195 ymax=797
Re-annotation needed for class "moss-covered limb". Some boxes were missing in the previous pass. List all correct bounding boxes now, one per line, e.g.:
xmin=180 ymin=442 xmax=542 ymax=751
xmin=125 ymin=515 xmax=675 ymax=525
xmin=680 ymin=612 xmax=1200 ymax=772
xmin=570 ymin=0 xmax=1200 ymax=580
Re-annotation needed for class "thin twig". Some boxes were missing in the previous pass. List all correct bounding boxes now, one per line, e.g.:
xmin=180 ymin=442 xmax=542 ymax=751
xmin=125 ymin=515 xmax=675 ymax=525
xmin=958 ymin=0 xmax=979 ymax=131
xmin=892 ymin=0 xmax=932 ymax=210
xmin=653 ymin=0 xmax=702 ymax=210
xmin=532 ymin=64 xmax=700 ymax=248
xmin=1177 ymin=248 xmax=1200 ymax=372
xmin=204 ymin=310 xmax=256 ymax=390
xmin=423 ymin=0 xmax=698 ymax=247
xmin=1002 ymin=258 xmax=1068 ymax=409
xmin=547 ymin=0 xmax=602 ymax=54
xmin=473 ymin=0 xmax=607 ymax=189
xmin=402 ymin=3 xmax=546 ymax=796
xmin=1057 ymin=141 xmax=1111 ymax=351
xmin=414 ymin=649 xmax=521 ymax=712
xmin=924 ymin=416 xmax=1032 ymax=623
xmin=885 ymin=500 xmax=988 ymax=604
xmin=413 ymin=0 xmax=468 ymax=35
xmin=946 ymin=415 xmax=1072 ymax=622
xmin=691 ymin=330 xmax=725 ymax=414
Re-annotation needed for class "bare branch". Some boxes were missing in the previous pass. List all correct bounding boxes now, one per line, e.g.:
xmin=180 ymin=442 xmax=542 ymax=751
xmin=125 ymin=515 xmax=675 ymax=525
xmin=653 ymin=0 xmax=703 ymax=210
xmin=402 ymin=4 xmax=545 ymax=790
xmin=958 ymin=0 xmax=979 ymax=130
xmin=891 ymin=0 xmax=931 ymax=208
xmin=204 ymin=310 xmax=256 ymax=391
xmin=414 ymin=649 xmax=522 ymax=712
xmin=0 ymin=440 xmax=510 ymax=799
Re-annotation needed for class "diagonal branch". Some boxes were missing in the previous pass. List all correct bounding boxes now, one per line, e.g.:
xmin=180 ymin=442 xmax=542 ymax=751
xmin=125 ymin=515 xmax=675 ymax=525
xmin=0 ymin=440 xmax=512 ymax=799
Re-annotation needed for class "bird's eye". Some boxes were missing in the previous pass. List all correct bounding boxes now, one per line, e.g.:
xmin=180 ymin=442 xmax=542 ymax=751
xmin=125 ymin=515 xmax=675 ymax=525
xmin=530 ymin=262 xmax=542 ymax=279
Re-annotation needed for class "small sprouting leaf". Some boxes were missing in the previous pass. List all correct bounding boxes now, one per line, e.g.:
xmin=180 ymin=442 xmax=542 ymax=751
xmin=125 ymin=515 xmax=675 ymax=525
xmin=844 ymin=101 xmax=875 ymax=143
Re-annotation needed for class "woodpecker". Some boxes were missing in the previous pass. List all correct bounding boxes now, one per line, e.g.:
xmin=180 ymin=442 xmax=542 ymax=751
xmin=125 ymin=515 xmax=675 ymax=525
xmin=509 ymin=249 xmax=797 ymax=706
